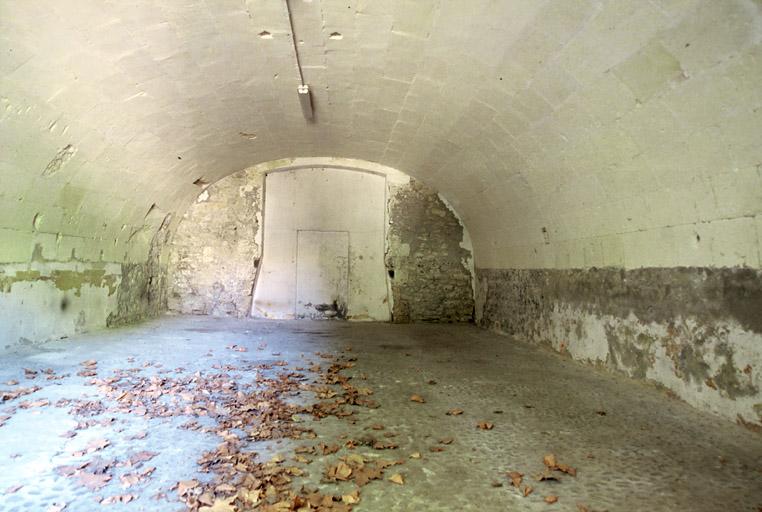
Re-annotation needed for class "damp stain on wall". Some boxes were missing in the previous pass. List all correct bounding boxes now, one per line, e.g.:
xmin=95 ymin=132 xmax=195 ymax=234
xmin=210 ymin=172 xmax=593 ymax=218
xmin=476 ymin=267 xmax=762 ymax=429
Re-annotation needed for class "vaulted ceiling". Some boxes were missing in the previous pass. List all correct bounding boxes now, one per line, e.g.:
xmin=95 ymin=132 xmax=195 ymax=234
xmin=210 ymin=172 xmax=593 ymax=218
xmin=1 ymin=0 xmax=760 ymax=268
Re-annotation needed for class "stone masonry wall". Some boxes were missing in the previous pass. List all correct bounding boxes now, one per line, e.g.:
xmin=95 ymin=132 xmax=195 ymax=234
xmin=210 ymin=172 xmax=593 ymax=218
xmin=386 ymin=180 xmax=474 ymax=323
xmin=168 ymin=170 xmax=262 ymax=317
xmin=476 ymin=267 xmax=762 ymax=430
xmin=168 ymin=170 xmax=475 ymax=322
xmin=107 ymin=213 xmax=173 ymax=327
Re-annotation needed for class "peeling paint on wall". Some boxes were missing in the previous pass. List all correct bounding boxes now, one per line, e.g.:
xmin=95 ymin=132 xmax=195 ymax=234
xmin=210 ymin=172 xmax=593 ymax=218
xmin=0 ymin=210 xmax=174 ymax=350
xmin=476 ymin=267 xmax=762 ymax=429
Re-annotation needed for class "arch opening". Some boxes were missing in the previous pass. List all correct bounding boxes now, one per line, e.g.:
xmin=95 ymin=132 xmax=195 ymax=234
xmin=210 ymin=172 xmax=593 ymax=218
xmin=167 ymin=158 xmax=476 ymax=324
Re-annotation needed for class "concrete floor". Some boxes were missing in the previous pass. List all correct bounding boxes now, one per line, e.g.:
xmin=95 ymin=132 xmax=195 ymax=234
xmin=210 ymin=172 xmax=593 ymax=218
xmin=1 ymin=316 xmax=761 ymax=512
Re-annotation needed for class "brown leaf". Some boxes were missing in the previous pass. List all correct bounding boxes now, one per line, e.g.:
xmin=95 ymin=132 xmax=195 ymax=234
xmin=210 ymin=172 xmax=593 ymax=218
xmin=545 ymin=495 xmax=558 ymax=504
xmin=429 ymin=446 xmax=445 ymax=452
xmin=410 ymin=394 xmax=425 ymax=403
xmin=577 ymin=504 xmax=590 ymax=512
xmin=535 ymin=469 xmax=560 ymax=482
xmin=326 ymin=461 xmax=353 ymax=481
xmin=409 ymin=452 xmax=422 ymax=459
xmin=446 ymin=408 xmax=464 ymax=416
xmin=84 ymin=438 xmax=110 ymax=454
xmin=199 ymin=496 xmax=237 ymax=512
xmin=342 ymin=490 xmax=360 ymax=504
xmin=177 ymin=479 xmax=199 ymax=496
xmin=100 ymin=494 xmax=135 ymax=505
xmin=523 ymin=485 xmax=533 ymax=497
xmin=388 ymin=473 xmax=404 ymax=485
xmin=557 ymin=463 xmax=577 ymax=476
xmin=127 ymin=450 xmax=157 ymax=466
xmin=19 ymin=399 xmax=50 ymax=409
xmin=543 ymin=453 xmax=557 ymax=468
xmin=438 ymin=437 xmax=454 ymax=445
xmin=198 ymin=493 xmax=215 ymax=506
xmin=78 ymin=472 xmax=111 ymax=490
xmin=507 ymin=471 xmax=523 ymax=488
xmin=354 ymin=466 xmax=383 ymax=486
xmin=477 ymin=421 xmax=494 ymax=430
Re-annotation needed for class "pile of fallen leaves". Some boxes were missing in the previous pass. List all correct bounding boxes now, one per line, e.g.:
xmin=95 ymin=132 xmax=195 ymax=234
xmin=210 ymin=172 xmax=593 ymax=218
xmin=170 ymin=352 xmax=407 ymax=511
xmin=80 ymin=349 xmax=406 ymax=511
xmin=0 ymin=344 xmax=604 ymax=511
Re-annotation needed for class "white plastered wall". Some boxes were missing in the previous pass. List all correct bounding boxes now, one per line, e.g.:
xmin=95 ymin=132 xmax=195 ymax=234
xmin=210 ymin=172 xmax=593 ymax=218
xmin=252 ymin=167 xmax=390 ymax=320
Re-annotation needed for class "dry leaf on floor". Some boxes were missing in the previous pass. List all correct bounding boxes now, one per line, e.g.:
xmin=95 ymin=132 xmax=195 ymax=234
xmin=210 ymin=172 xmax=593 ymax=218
xmin=177 ymin=479 xmax=199 ymax=496
xmin=523 ymin=485 xmax=533 ymax=497
xmin=409 ymin=452 xmax=421 ymax=459
xmin=127 ymin=450 xmax=157 ymax=465
xmin=535 ymin=469 xmax=560 ymax=482
xmin=507 ymin=471 xmax=523 ymax=488
xmin=19 ymin=399 xmax=50 ymax=408
xmin=438 ymin=437 xmax=454 ymax=445
xmin=543 ymin=453 xmax=576 ymax=476
xmin=326 ymin=461 xmax=353 ymax=481
xmin=78 ymin=472 xmax=111 ymax=490
xmin=410 ymin=394 xmax=425 ymax=403
xmin=557 ymin=463 xmax=577 ymax=476
xmin=545 ymin=495 xmax=558 ymax=504
xmin=342 ymin=490 xmax=360 ymax=504
xmin=446 ymin=408 xmax=464 ymax=416
xmin=577 ymin=504 xmax=590 ymax=512
xmin=477 ymin=421 xmax=494 ymax=430
xmin=199 ymin=496 xmax=237 ymax=512
xmin=388 ymin=473 xmax=404 ymax=485
xmin=429 ymin=446 xmax=445 ymax=452
xmin=100 ymin=494 xmax=135 ymax=505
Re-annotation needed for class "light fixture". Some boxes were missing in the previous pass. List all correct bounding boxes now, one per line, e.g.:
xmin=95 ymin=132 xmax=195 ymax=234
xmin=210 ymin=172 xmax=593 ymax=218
xmin=298 ymin=84 xmax=313 ymax=121
xmin=285 ymin=0 xmax=313 ymax=122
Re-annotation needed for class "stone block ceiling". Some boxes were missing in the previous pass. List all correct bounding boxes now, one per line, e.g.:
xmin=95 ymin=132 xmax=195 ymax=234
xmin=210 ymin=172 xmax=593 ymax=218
xmin=1 ymin=0 xmax=761 ymax=269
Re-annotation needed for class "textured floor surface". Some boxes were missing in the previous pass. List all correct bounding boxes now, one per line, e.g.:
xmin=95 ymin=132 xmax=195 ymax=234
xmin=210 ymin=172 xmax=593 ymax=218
xmin=1 ymin=316 xmax=761 ymax=512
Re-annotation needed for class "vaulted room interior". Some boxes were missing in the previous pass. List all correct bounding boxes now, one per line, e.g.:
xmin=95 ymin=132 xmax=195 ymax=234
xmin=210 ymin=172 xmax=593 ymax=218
xmin=1 ymin=1 xmax=761 ymax=510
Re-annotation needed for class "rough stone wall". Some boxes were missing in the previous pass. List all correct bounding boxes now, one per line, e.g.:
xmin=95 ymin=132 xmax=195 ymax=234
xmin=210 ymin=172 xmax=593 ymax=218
xmin=168 ymin=170 xmax=475 ymax=323
xmin=386 ymin=180 xmax=474 ymax=323
xmin=476 ymin=267 xmax=762 ymax=429
xmin=168 ymin=170 xmax=262 ymax=317
xmin=106 ymin=214 xmax=172 ymax=327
